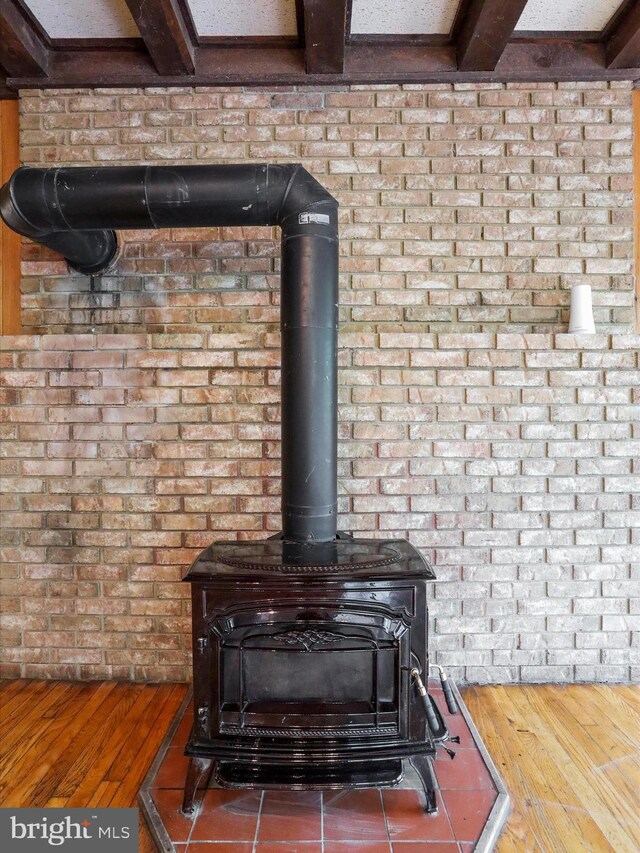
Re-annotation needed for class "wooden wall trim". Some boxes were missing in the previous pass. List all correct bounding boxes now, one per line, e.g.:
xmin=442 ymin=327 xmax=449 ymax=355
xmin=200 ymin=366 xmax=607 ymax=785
xmin=634 ymin=90 xmax=640 ymax=331
xmin=0 ymin=98 xmax=21 ymax=335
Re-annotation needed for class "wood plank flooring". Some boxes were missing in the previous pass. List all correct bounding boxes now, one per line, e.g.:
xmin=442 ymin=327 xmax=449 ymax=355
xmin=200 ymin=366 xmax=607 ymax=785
xmin=0 ymin=681 xmax=186 ymax=853
xmin=463 ymin=684 xmax=640 ymax=853
xmin=1 ymin=680 xmax=638 ymax=852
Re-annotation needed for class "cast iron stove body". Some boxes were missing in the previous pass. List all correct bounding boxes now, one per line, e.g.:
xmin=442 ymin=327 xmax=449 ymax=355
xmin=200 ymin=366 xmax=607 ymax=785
xmin=181 ymin=536 xmax=437 ymax=806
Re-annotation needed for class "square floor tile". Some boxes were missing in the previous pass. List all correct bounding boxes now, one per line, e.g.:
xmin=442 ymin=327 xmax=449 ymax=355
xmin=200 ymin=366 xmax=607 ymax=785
xmin=442 ymin=788 xmax=497 ymax=843
xmin=324 ymin=843 xmax=391 ymax=853
xmin=392 ymin=843 xmax=460 ymax=852
xmin=383 ymin=789 xmax=455 ymax=843
xmin=149 ymin=789 xmax=195 ymax=842
xmin=190 ymin=789 xmax=261 ymax=842
xmin=257 ymin=790 xmax=322 ymax=842
xmin=441 ymin=711 xmax=473 ymax=742
xmin=434 ymin=748 xmax=497 ymax=791
xmin=153 ymin=747 xmax=190 ymax=789
xmin=445 ymin=721 xmax=474 ymax=747
xmin=324 ymin=789 xmax=387 ymax=841
xmin=188 ymin=844 xmax=252 ymax=852
xmin=255 ymin=844 xmax=323 ymax=853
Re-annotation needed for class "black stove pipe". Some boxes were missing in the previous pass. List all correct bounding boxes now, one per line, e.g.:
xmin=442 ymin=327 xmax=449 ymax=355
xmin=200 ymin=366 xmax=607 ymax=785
xmin=0 ymin=164 xmax=339 ymax=543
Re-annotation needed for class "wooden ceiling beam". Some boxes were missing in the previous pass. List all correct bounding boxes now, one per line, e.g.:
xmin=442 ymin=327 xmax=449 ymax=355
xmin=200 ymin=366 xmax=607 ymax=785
xmin=0 ymin=0 xmax=50 ymax=78
xmin=123 ymin=0 xmax=195 ymax=75
xmin=4 ymin=39 xmax=640 ymax=89
xmin=456 ymin=0 xmax=529 ymax=72
xmin=606 ymin=0 xmax=640 ymax=69
xmin=302 ymin=0 xmax=351 ymax=73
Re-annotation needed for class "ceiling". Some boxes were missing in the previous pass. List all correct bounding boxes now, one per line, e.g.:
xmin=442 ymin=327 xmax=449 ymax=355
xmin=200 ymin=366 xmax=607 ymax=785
xmin=1 ymin=0 xmax=639 ymax=95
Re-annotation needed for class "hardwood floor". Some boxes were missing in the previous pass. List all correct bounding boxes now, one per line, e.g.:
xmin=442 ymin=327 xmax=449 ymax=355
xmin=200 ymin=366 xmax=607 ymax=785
xmin=0 ymin=680 xmax=187 ymax=852
xmin=1 ymin=680 xmax=638 ymax=852
xmin=463 ymin=684 xmax=640 ymax=853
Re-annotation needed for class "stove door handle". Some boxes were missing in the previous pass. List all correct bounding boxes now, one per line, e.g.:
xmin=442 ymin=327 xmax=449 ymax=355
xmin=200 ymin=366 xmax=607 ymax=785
xmin=441 ymin=677 xmax=458 ymax=716
xmin=429 ymin=664 xmax=458 ymax=715
xmin=410 ymin=668 xmax=440 ymax=736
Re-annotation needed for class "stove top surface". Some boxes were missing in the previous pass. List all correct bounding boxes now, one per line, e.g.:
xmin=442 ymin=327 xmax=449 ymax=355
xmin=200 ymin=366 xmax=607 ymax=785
xmin=183 ymin=536 xmax=435 ymax=581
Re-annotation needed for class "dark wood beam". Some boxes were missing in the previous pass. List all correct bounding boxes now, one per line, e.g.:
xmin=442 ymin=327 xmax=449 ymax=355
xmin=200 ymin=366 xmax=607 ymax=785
xmin=302 ymin=0 xmax=350 ymax=73
xmin=4 ymin=39 xmax=640 ymax=89
xmin=0 ymin=0 xmax=50 ymax=77
xmin=294 ymin=0 xmax=306 ymax=46
xmin=456 ymin=0 xmax=529 ymax=71
xmin=607 ymin=0 xmax=640 ymax=68
xmin=0 ymin=67 xmax=17 ymax=100
xmin=0 ymin=83 xmax=17 ymax=100
xmin=123 ymin=0 xmax=195 ymax=75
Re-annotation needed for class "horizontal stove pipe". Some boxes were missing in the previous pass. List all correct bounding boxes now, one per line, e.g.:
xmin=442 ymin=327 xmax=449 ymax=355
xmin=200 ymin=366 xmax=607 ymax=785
xmin=0 ymin=164 xmax=339 ymax=543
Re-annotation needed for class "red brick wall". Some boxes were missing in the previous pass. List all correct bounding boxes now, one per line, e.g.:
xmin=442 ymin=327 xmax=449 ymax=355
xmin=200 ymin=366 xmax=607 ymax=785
xmin=1 ymin=82 xmax=638 ymax=684
xmin=18 ymin=82 xmax=635 ymax=333
xmin=1 ymin=331 xmax=638 ymax=683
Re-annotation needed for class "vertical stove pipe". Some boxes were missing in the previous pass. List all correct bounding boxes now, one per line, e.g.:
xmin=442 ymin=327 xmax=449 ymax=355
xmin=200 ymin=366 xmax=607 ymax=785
xmin=0 ymin=164 xmax=339 ymax=542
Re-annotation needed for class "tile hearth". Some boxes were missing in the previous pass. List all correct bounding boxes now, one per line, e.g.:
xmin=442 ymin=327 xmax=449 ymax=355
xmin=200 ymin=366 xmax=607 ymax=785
xmin=140 ymin=681 xmax=509 ymax=853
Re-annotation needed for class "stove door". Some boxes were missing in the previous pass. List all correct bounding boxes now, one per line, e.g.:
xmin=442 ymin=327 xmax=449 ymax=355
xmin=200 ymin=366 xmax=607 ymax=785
xmin=213 ymin=606 xmax=410 ymax=739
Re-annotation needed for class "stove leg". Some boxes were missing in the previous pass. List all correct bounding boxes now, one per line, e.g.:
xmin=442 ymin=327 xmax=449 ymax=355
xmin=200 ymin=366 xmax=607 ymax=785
xmin=409 ymin=755 xmax=439 ymax=814
xmin=181 ymin=756 xmax=214 ymax=816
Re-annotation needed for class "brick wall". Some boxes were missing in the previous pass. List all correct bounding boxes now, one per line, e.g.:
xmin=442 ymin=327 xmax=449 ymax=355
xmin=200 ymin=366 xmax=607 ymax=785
xmin=1 ymin=82 xmax=638 ymax=684
xmin=18 ymin=82 xmax=636 ymax=334
xmin=1 ymin=332 xmax=638 ymax=683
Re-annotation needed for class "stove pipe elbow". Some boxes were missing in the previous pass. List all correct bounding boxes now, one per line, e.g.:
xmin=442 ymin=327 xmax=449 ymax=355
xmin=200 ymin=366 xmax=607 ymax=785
xmin=0 ymin=167 xmax=118 ymax=274
xmin=0 ymin=163 xmax=339 ymax=543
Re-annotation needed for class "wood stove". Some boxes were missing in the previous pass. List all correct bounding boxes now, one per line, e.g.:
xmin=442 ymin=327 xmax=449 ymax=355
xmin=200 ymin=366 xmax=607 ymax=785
xmin=0 ymin=162 xmax=454 ymax=818
xmin=181 ymin=536 xmax=439 ymax=812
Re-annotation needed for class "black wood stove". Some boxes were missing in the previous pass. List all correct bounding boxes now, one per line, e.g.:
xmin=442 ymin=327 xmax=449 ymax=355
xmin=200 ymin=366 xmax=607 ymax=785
xmin=181 ymin=536 xmax=439 ymax=811
xmin=0 ymin=161 xmax=457 ymax=817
